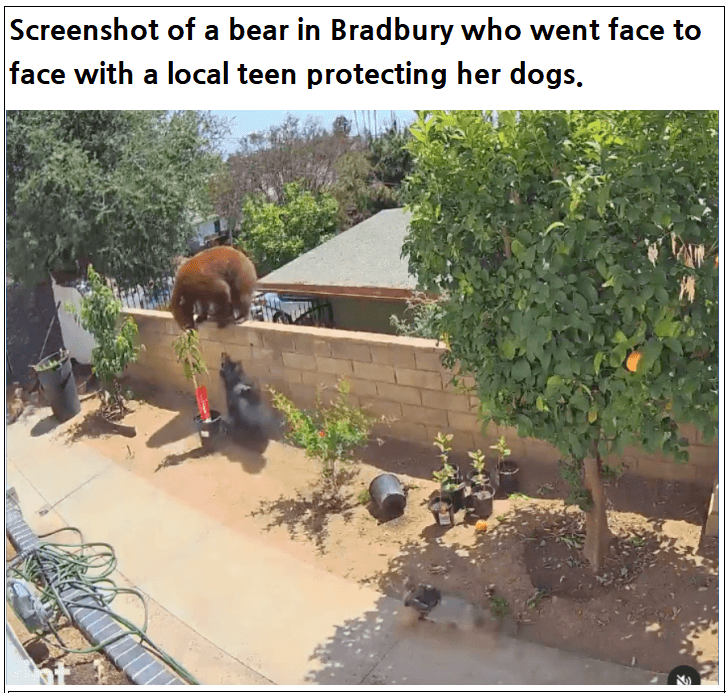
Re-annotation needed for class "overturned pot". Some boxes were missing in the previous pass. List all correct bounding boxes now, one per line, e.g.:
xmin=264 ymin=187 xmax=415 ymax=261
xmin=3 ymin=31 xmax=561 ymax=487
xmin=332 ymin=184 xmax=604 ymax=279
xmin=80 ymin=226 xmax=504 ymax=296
xmin=369 ymin=474 xmax=407 ymax=519
xmin=194 ymin=410 xmax=224 ymax=450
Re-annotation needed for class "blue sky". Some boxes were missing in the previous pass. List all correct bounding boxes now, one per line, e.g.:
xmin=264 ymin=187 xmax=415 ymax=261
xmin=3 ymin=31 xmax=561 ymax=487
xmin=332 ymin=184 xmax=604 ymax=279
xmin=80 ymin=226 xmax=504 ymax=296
xmin=209 ymin=109 xmax=417 ymax=158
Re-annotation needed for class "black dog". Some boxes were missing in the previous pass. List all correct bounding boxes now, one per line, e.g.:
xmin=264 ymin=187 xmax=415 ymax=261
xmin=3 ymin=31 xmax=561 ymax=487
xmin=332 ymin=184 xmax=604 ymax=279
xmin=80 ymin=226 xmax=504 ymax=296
xmin=219 ymin=353 xmax=284 ymax=442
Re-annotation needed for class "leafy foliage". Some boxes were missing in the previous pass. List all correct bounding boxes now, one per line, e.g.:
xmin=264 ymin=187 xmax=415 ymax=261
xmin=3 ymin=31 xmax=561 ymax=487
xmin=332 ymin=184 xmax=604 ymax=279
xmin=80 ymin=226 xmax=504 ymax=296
xmin=404 ymin=110 xmax=718 ymax=568
xmin=390 ymin=291 xmax=449 ymax=339
xmin=69 ymin=265 xmax=141 ymax=413
xmin=6 ymin=110 xmax=225 ymax=287
xmin=237 ymin=181 xmax=339 ymax=276
xmin=404 ymin=110 xmax=719 ymax=465
xmin=270 ymin=379 xmax=379 ymax=490
xmin=172 ymin=330 xmax=208 ymax=381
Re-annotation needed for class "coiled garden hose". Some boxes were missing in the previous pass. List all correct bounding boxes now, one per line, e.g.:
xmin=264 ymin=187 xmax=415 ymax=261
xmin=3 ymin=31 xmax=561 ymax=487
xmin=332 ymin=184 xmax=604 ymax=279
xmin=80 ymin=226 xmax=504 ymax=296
xmin=6 ymin=526 xmax=200 ymax=685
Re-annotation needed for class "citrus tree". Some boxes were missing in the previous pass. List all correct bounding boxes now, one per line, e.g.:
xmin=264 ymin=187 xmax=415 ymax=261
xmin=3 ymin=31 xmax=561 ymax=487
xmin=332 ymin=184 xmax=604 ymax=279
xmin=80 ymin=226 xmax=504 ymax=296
xmin=403 ymin=110 xmax=718 ymax=569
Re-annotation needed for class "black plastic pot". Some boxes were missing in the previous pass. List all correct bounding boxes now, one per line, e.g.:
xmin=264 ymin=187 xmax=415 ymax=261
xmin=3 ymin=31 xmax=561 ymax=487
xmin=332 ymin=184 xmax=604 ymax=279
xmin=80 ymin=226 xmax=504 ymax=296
xmin=194 ymin=410 xmax=223 ymax=449
xmin=429 ymin=495 xmax=454 ymax=527
xmin=441 ymin=480 xmax=467 ymax=512
xmin=469 ymin=483 xmax=495 ymax=519
xmin=369 ymin=474 xmax=407 ymax=519
xmin=466 ymin=469 xmax=492 ymax=492
xmin=498 ymin=461 xmax=520 ymax=495
xmin=34 ymin=350 xmax=81 ymax=423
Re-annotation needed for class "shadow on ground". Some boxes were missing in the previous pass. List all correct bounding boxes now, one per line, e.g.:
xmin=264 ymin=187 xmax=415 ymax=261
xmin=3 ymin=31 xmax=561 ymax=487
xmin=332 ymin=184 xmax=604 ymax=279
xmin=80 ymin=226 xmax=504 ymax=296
xmin=250 ymin=467 xmax=358 ymax=553
xmin=30 ymin=415 xmax=61 ymax=437
xmin=358 ymin=497 xmax=718 ymax=679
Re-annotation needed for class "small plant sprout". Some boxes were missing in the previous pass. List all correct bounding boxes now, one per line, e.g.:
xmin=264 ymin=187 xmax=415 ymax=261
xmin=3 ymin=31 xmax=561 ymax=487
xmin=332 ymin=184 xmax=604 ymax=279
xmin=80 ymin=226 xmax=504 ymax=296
xmin=468 ymin=449 xmax=487 ymax=475
xmin=490 ymin=435 xmax=512 ymax=471
xmin=433 ymin=432 xmax=453 ymax=464
xmin=357 ymin=488 xmax=372 ymax=505
xmin=490 ymin=596 xmax=510 ymax=619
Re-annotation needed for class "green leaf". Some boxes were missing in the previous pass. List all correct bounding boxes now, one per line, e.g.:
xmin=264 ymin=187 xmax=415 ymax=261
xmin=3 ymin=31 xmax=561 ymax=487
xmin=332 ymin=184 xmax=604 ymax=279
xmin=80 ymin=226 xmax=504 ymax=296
xmin=638 ymin=338 xmax=663 ymax=374
xmin=593 ymin=352 xmax=605 ymax=375
xmin=500 ymin=338 xmax=516 ymax=360
xmin=511 ymin=239 xmax=525 ymax=258
xmin=511 ymin=359 xmax=531 ymax=382
xmin=588 ymin=408 xmax=598 ymax=423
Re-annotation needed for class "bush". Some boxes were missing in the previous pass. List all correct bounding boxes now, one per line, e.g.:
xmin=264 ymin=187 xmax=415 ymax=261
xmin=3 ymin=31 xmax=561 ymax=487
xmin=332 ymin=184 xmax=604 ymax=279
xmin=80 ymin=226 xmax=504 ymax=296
xmin=270 ymin=379 xmax=379 ymax=490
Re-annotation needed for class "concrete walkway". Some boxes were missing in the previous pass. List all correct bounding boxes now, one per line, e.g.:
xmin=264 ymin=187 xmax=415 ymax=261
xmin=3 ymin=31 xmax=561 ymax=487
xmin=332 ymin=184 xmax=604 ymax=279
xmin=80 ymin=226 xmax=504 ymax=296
xmin=6 ymin=410 xmax=667 ymax=686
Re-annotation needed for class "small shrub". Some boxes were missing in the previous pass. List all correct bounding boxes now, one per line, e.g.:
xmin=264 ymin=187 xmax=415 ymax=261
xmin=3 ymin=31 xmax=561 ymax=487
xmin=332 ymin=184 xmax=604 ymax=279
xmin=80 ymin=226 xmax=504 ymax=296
xmin=490 ymin=596 xmax=510 ymax=619
xmin=270 ymin=379 xmax=379 ymax=491
xmin=66 ymin=265 xmax=141 ymax=417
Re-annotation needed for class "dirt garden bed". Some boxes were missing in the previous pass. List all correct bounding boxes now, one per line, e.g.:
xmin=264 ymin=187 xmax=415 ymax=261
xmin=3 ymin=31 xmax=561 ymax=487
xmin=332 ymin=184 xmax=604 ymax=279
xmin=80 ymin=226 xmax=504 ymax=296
xmin=62 ymin=381 xmax=718 ymax=680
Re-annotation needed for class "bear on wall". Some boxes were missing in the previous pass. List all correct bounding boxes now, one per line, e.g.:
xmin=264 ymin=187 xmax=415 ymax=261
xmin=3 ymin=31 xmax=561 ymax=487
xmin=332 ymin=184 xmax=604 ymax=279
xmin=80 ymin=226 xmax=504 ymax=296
xmin=170 ymin=246 xmax=257 ymax=331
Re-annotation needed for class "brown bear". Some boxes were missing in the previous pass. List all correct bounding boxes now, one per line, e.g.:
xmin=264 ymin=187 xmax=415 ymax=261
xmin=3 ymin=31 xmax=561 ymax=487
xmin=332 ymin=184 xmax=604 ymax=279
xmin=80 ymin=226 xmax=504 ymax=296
xmin=170 ymin=246 xmax=257 ymax=331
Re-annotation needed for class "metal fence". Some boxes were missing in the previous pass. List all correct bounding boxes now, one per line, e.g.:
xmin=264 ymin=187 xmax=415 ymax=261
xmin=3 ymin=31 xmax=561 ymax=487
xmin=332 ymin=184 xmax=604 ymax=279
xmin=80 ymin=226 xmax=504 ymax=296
xmin=110 ymin=277 xmax=335 ymax=329
xmin=111 ymin=275 xmax=175 ymax=311
xmin=250 ymin=292 xmax=335 ymax=327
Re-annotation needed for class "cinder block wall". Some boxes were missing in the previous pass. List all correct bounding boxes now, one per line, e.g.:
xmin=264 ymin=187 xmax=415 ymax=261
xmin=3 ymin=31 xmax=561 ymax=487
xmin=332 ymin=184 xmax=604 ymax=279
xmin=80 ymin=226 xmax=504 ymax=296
xmin=123 ymin=309 xmax=718 ymax=488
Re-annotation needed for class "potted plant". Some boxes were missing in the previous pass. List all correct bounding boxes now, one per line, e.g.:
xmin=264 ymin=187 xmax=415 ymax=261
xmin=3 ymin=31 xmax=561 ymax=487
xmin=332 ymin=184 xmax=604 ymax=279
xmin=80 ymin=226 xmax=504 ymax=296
xmin=33 ymin=348 xmax=81 ymax=423
xmin=428 ymin=494 xmax=454 ymax=527
xmin=466 ymin=449 xmax=492 ymax=491
xmin=65 ymin=265 xmax=140 ymax=434
xmin=172 ymin=329 xmax=222 ymax=449
xmin=432 ymin=432 xmax=466 ymax=512
xmin=491 ymin=435 xmax=519 ymax=495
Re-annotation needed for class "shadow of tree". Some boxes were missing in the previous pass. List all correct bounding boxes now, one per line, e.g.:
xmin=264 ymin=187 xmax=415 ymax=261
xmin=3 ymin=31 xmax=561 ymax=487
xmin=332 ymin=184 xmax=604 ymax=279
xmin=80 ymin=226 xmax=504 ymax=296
xmin=357 ymin=498 xmax=718 ymax=679
xmin=250 ymin=467 xmax=358 ymax=553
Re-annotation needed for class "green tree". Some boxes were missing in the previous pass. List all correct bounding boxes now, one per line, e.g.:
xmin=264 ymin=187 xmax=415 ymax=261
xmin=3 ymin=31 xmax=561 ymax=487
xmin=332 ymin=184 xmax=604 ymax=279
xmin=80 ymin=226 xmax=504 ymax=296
xmin=403 ymin=110 xmax=718 ymax=569
xmin=70 ymin=265 xmax=141 ymax=417
xmin=237 ymin=181 xmax=339 ymax=276
xmin=6 ymin=110 xmax=225 ymax=288
xmin=368 ymin=121 xmax=414 ymax=188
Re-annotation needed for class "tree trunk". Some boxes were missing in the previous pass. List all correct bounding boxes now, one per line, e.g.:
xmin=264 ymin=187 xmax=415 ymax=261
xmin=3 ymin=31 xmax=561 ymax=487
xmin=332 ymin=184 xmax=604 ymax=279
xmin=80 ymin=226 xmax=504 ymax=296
xmin=582 ymin=446 xmax=613 ymax=571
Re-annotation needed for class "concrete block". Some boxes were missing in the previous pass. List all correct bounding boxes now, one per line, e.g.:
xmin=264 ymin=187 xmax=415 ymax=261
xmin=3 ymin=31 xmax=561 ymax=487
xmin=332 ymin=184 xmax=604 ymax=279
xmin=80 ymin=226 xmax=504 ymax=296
xmin=294 ymin=333 xmax=333 ymax=357
xmin=330 ymin=341 xmax=372 ymax=363
xmin=401 ymin=404 xmax=448 ymax=427
xmin=635 ymin=457 xmax=697 ymax=482
xmin=359 ymin=398 xmax=402 ymax=421
xmin=282 ymin=352 xmax=317 ymax=371
xmin=395 ymin=368 xmax=442 ymax=391
xmin=447 ymin=411 xmax=480 ymax=433
xmin=421 ymin=390 xmax=472 ymax=413
xmin=414 ymin=350 xmax=446 ymax=372
xmin=352 ymin=361 xmax=396 ymax=383
xmin=376 ymin=382 xmax=422 ymax=406
xmin=316 ymin=356 xmax=353 ymax=376
xmin=346 ymin=378 xmax=379 ymax=398
xmin=369 ymin=344 xmax=417 ymax=369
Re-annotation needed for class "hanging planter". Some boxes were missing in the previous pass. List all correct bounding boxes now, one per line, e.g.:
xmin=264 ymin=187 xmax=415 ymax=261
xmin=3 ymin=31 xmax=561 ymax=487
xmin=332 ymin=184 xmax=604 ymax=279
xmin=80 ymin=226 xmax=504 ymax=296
xmin=369 ymin=474 xmax=407 ymax=519
xmin=33 ymin=349 xmax=81 ymax=423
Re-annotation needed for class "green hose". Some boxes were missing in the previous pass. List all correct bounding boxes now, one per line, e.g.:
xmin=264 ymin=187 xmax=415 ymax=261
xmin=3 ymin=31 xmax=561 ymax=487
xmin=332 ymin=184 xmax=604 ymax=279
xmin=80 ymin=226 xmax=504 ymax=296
xmin=7 ymin=528 xmax=200 ymax=685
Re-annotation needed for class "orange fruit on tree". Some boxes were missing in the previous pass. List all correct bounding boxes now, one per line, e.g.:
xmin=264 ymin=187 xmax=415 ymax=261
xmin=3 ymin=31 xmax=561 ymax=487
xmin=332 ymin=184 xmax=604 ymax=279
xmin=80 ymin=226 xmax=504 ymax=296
xmin=626 ymin=351 xmax=642 ymax=372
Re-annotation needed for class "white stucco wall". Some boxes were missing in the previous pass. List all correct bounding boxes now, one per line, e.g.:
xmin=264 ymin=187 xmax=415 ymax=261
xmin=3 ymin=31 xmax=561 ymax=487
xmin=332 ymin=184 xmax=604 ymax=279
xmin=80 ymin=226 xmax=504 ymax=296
xmin=50 ymin=277 xmax=96 ymax=365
